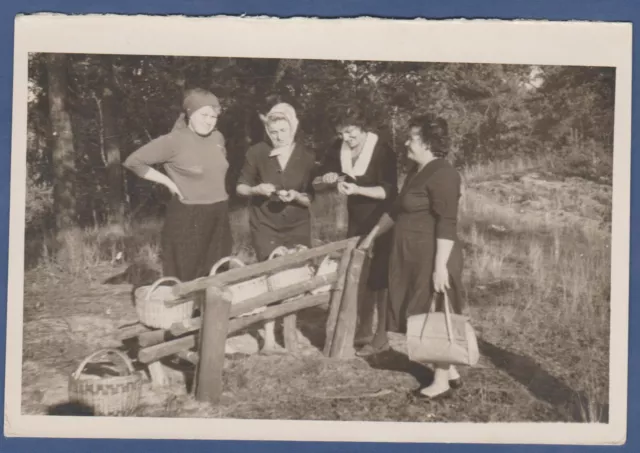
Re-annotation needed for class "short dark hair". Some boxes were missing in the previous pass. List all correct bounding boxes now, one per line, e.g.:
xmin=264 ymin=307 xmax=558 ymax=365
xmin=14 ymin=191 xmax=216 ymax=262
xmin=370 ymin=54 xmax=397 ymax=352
xmin=332 ymin=105 xmax=372 ymax=132
xmin=408 ymin=114 xmax=450 ymax=158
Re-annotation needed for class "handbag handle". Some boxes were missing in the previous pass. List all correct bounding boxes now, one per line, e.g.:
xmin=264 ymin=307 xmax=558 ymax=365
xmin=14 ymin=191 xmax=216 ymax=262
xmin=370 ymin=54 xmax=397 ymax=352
xmin=421 ymin=291 xmax=455 ymax=345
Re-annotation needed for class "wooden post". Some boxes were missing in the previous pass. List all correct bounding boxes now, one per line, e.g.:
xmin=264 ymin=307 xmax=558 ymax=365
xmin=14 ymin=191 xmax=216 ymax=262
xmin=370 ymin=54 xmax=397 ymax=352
xmin=329 ymin=248 xmax=366 ymax=359
xmin=195 ymin=284 xmax=232 ymax=404
xmin=323 ymin=239 xmax=356 ymax=356
xmin=283 ymin=313 xmax=298 ymax=353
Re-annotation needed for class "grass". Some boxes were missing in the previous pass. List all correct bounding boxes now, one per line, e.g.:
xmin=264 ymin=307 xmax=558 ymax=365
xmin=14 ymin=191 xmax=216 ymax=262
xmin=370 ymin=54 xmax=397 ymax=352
xmin=22 ymin=154 xmax=612 ymax=422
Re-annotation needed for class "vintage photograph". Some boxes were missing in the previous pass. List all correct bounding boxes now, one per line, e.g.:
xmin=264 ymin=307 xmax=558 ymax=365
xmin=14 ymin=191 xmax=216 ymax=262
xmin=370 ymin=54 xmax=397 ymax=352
xmin=4 ymin=15 xmax=631 ymax=444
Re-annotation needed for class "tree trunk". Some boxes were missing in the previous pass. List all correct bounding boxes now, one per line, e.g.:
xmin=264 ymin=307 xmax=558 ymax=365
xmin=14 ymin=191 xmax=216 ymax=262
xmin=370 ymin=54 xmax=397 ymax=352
xmin=101 ymin=59 xmax=126 ymax=228
xmin=46 ymin=53 xmax=76 ymax=236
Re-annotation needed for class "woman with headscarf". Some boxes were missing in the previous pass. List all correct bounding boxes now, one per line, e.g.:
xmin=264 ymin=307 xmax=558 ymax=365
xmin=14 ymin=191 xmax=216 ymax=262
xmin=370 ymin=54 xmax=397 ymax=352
xmin=359 ymin=113 xmax=466 ymax=399
xmin=123 ymin=88 xmax=232 ymax=283
xmin=318 ymin=106 xmax=397 ymax=356
xmin=236 ymin=102 xmax=317 ymax=354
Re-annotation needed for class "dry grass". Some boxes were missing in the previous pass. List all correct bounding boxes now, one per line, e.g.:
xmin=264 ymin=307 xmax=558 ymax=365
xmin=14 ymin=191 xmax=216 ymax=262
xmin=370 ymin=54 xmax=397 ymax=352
xmin=22 ymin=154 xmax=612 ymax=422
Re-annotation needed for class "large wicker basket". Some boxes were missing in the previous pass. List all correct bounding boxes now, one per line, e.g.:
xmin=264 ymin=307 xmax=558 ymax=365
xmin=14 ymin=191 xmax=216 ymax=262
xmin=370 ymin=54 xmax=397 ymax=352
xmin=266 ymin=246 xmax=315 ymax=292
xmin=209 ymin=256 xmax=270 ymax=318
xmin=68 ymin=348 xmax=142 ymax=416
xmin=134 ymin=276 xmax=195 ymax=329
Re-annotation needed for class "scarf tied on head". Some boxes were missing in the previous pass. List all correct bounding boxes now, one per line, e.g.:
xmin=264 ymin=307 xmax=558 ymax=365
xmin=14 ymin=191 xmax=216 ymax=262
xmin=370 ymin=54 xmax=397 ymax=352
xmin=172 ymin=89 xmax=221 ymax=132
xmin=260 ymin=103 xmax=299 ymax=168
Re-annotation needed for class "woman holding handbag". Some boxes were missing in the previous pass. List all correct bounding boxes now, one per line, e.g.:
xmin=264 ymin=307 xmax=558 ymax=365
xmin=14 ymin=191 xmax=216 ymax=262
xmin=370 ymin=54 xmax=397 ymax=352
xmin=359 ymin=113 xmax=465 ymax=400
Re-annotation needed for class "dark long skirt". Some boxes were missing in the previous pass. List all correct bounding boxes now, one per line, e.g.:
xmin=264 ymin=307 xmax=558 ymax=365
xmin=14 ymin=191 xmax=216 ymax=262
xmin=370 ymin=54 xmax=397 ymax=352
xmin=387 ymin=228 xmax=464 ymax=334
xmin=250 ymin=220 xmax=311 ymax=262
xmin=161 ymin=197 xmax=233 ymax=282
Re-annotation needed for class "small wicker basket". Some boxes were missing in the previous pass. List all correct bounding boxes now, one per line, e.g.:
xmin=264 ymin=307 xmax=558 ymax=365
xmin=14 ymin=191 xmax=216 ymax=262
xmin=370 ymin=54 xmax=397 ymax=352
xmin=68 ymin=348 xmax=142 ymax=416
xmin=134 ymin=276 xmax=195 ymax=329
xmin=209 ymin=256 xmax=270 ymax=317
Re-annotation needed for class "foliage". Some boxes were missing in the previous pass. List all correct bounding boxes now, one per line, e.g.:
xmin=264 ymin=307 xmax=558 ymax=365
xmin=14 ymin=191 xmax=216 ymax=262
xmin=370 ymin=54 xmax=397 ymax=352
xmin=27 ymin=55 xmax=615 ymax=230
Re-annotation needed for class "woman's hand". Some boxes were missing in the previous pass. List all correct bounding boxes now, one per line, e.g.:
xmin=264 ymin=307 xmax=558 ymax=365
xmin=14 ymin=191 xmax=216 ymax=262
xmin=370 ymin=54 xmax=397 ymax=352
xmin=277 ymin=189 xmax=298 ymax=203
xmin=338 ymin=181 xmax=360 ymax=196
xmin=252 ymin=183 xmax=277 ymax=197
xmin=433 ymin=264 xmax=450 ymax=293
xmin=322 ymin=172 xmax=340 ymax=184
xmin=167 ymin=182 xmax=185 ymax=201
xmin=357 ymin=225 xmax=380 ymax=257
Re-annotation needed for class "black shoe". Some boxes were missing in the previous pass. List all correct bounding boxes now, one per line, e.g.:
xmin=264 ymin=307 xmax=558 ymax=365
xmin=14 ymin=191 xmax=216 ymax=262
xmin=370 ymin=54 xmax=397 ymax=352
xmin=449 ymin=378 xmax=463 ymax=389
xmin=354 ymin=335 xmax=374 ymax=348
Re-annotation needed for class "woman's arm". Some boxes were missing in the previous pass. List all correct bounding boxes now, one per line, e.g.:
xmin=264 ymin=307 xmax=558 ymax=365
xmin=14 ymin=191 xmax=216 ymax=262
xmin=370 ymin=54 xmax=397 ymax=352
xmin=357 ymin=212 xmax=395 ymax=250
xmin=236 ymin=147 xmax=276 ymax=198
xmin=123 ymin=134 xmax=183 ymax=198
xmin=428 ymin=166 xmax=462 ymax=292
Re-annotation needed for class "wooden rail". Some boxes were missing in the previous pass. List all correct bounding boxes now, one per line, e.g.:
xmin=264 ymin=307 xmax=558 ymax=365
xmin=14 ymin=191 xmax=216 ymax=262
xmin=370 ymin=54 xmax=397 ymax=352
xmin=170 ymin=238 xmax=355 ymax=299
xmin=131 ymin=236 xmax=363 ymax=405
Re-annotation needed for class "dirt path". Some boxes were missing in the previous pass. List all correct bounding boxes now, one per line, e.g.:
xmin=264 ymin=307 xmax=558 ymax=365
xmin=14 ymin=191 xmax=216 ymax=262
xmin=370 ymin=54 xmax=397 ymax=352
xmin=21 ymin=264 xmax=581 ymax=422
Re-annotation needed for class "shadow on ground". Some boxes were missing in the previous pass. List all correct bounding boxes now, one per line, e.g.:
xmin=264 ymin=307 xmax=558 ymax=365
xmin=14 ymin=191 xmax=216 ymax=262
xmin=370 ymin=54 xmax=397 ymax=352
xmin=479 ymin=339 xmax=609 ymax=422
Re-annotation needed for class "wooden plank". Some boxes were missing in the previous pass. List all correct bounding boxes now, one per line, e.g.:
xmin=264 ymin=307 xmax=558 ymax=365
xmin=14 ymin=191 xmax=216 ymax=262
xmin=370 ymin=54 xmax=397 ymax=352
xmin=283 ymin=314 xmax=298 ymax=353
xmin=323 ymin=239 xmax=357 ymax=356
xmin=229 ymin=272 xmax=337 ymax=318
xmin=165 ymin=283 xmax=230 ymax=308
xmin=113 ymin=323 xmax=151 ymax=341
xmin=227 ymin=293 xmax=330 ymax=333
xmin=137 ymin=329 xmax=171 ymax=348
xmin=170 ymin=292 xmax=331 ymax=337
xmin=171 ymin=239 xmax=353 ymax=298
xmin=176 ymin=350 xmax=199 ymax=365
xmin=329 ymin=248 xmax=366 ymax=359
xmin=138 ymin=335 xmax=197 ymax=364
xmin=194 ymin=283 xmax=232 ymax=404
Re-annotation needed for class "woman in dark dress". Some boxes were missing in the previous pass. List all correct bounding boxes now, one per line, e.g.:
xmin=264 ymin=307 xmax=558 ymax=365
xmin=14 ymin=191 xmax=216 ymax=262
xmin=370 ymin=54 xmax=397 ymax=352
xmin=236 ymin=102 xmax=316 ymax=353
xmin=123 ymin=88 xmax=232 ymax=282
xmin=319 ymin=106 xmax=397 ymax=356
xmin=359 ymin=113 xmax=465 ymax=399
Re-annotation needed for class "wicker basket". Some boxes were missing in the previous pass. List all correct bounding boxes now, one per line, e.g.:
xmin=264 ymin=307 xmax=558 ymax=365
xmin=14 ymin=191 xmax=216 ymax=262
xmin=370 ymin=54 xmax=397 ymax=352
xmin=134 ymin=277 xmax=195 ymax=329
xmin=68 ymin=348 xmax=142 ymax=416
xmin=210 ymin=256 xmax=270 ymax=317
xmin=310 ymin=255 xmax=339 ymax=295
xmin=266 ymin=246 xmax=315 ymax=292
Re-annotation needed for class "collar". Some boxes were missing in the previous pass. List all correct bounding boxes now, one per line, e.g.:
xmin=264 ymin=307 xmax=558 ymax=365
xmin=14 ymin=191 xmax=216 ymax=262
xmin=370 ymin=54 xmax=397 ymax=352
xmin=340 ymin=132 xmax=378 ymax=179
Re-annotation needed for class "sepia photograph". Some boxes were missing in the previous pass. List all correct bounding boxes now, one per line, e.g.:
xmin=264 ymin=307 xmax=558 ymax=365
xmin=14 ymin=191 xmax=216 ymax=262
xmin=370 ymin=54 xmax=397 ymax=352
xmin=4 ymin=15 xmax=631 ymax=445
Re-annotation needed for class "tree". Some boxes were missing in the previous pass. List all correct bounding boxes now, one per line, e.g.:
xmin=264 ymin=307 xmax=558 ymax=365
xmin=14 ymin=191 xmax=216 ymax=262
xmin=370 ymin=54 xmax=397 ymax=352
xmin=45 ymin=53 xmax=76 ymax=236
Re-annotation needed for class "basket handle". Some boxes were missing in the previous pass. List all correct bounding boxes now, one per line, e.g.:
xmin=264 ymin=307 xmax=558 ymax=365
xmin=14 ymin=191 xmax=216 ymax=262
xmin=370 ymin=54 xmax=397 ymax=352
xmin=209 ymin=256 xmax=246 ymax=276
xmin=268 ymin=246 xmax=290 ymax=260
xmin=146 ymin=276 xmax=182 ymax=301
xmin=72 ymin=348 xmax=136 ymax=380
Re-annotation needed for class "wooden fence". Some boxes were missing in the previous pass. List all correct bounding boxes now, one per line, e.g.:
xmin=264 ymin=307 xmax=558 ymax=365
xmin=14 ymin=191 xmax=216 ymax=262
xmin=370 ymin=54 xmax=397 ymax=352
xmin=116 ymin=236 xmax=366 ymax=404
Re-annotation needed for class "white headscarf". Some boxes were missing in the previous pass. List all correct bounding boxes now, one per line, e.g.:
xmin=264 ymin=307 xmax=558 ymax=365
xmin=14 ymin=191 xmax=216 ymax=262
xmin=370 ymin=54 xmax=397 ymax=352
xmin=260 ymin=103 xmax=299 ymax=169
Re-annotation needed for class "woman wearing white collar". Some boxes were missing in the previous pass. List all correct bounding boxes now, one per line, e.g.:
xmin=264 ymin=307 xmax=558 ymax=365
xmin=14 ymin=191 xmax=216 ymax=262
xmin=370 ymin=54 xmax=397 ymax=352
xmin=236 ymin=102 xmax=317 ymax=354
xmin=319 ymin=106 xmax=398 ymax=356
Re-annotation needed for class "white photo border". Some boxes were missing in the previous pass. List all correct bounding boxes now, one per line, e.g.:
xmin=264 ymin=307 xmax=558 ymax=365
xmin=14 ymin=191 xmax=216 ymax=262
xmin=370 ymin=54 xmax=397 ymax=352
xmin=4 ymin=14 xmax=632 ymax=445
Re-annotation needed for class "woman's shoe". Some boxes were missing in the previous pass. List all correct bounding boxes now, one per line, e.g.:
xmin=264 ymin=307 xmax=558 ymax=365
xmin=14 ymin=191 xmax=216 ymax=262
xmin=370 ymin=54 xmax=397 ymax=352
xmin=355 ymin=342 xmax=390 ymax=357
xmin=448 ymin=378 xmax=463 ymax=389
xmin=411 ymin=387 xmax=453 ymax=401
xmin=354 ymin=335 xmax=374 ymax=348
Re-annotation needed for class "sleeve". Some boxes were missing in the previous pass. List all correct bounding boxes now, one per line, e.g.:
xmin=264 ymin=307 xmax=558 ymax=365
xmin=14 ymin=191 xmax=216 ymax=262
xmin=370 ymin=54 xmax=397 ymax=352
xmin=237 ymin=146 xmax=260 ymax=187
xmin=376 ymin=142 xmax=398 ymax=202
xmin=123 ymin=134 xmax=177 ymax=177
xmin=427 ymin=166 xmax=461 ymax=241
